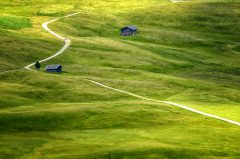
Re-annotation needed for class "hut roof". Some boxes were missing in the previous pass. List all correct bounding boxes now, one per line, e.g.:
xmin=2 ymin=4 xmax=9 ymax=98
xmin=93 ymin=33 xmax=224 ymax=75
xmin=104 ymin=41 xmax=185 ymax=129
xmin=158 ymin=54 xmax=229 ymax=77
xmin=121 ymin=26 xmax=137 ymax=31
xmin=45 ymin=64 xmax=61 ymax=70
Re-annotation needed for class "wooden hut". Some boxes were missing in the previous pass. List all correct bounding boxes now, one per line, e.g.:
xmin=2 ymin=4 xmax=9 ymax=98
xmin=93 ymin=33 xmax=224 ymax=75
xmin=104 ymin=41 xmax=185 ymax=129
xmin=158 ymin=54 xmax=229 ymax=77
xmin=120 ymin=26 xmax=138 ymax=36
xmin=45 ymin=64 xmax=62 ymax=73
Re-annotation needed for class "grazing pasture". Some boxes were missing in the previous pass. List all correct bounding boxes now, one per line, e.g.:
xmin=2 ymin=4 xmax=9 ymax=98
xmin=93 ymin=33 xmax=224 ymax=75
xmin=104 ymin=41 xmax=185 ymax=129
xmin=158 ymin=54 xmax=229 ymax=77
xmin=0 ymin=0 xmax=239 ymax=158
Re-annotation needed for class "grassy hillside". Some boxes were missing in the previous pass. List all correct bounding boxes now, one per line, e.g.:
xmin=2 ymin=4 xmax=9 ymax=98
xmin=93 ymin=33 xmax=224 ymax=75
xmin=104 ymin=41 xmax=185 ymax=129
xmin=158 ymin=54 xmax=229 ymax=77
xmin=0 ymin=0 xmax=239 ymax=158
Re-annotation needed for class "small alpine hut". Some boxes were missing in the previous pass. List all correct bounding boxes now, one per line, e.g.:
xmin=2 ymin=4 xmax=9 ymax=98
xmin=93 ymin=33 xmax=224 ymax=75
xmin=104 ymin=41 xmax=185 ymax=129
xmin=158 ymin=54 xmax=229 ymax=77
xmin=45 ymin=64 xmax=62 ymax=73
xmin=120 ymin=26 xmax=137 ymax=36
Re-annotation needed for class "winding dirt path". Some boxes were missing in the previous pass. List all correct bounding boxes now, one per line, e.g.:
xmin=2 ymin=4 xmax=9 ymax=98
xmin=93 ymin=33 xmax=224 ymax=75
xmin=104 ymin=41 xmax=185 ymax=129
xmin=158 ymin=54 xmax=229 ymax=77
xmin=1 ymin=12 xmax=239 ymax=126
xmin=87 ymin=79 xmax=240 ymax=126
xmin=24 ymin=13 xmax=80 ymax=70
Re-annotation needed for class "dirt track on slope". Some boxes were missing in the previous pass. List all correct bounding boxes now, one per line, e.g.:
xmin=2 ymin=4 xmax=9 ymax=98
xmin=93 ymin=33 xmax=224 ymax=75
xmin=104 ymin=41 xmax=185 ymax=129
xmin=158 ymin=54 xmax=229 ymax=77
xmin=1 ymin=11 xmax=239 ymax=126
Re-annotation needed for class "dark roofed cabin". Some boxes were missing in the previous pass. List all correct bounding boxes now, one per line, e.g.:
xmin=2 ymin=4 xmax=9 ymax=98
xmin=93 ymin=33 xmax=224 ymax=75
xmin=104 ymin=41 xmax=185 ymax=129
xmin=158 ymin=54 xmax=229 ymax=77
xmin=121 ymin=26 xmax=137 ymax=36
xmin=45 ymin=64 xmax=62 ymax=73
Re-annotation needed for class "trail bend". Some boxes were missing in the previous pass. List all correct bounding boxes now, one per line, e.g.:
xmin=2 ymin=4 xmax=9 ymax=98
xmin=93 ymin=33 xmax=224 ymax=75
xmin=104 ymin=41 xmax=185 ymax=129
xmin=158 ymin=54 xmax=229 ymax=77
xmin=2 ymin=12 xmax=239 ymax=126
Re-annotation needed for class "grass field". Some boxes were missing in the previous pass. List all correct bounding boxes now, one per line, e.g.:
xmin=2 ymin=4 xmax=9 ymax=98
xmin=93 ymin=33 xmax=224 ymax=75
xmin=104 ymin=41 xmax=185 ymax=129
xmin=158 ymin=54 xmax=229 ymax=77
xmin=0 ymin=0 xmax=240 ymax=158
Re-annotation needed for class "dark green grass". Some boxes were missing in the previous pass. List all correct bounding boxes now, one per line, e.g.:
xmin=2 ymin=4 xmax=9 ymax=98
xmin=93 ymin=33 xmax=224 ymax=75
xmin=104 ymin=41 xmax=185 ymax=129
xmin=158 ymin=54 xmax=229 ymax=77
xmin=0 ymin=15 xmax=31 ymax=30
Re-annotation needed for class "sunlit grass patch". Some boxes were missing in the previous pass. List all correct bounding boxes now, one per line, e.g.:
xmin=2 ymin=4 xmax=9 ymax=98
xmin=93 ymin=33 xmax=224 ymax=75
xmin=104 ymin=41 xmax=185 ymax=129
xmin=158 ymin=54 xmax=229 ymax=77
xmin=37 ymin=4 xmax=74 ymax=16
xmin=0 ymin=0 xmax=240 ymax=158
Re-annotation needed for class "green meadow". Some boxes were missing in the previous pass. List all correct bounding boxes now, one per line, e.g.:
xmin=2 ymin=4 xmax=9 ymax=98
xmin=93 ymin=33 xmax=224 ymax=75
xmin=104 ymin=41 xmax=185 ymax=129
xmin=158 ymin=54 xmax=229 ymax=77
xmin=0 ymin=0 xmax=239 ymax=158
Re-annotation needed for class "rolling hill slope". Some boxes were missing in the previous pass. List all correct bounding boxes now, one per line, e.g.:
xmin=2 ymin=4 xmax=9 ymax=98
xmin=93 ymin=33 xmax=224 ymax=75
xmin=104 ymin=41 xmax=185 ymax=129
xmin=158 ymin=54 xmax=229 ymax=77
xmin=0 ymin=0 xmax=239 ymax=158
